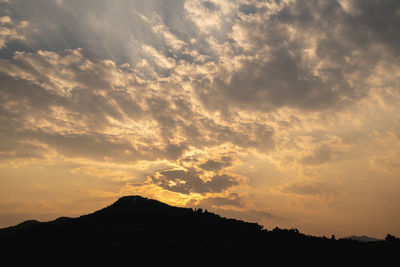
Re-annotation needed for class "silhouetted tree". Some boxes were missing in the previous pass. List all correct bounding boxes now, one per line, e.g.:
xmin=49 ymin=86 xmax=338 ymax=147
xmin=385 ymin=234 xmax=399 ymax=242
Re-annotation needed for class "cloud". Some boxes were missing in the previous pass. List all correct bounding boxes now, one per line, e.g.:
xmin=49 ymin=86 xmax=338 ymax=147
xmin=185 ymin=192 xmax=289 ymax=222
xmin=281 ymin=179 xmax=338 ymax=196
xmin=199 ymin=156 xmax=233 ymax=171
xmin=208 ymin=207 xmax=289 ymax=225
xmin=300 ymin=144 xmax=338 ymax=166
xmin=1 ymin=0 xmax=400 ymax=236
xmin=2 ymin=0 xmax=202 ymax=72
xmin=0 ymin=1 xmax=397 ymax=168
xmin=149 ymin=169 xmax=241 ymax=194
xmin=0 ymin=139 xmax=48 ymax=162
xmin=4 ymin=0 xmax=396 ymax=167
xmin=0 ymin=49 xmax=145 ymax=162
xmin=197 ymin=0 xmax=400 ymax=113
xmin=0 ymin=46 xmax=278 ymax=166
xmin=371 ymin=156 xmax=400 ymax=175
xmin=0 ymin=15 xmax=28 ymax=49
xmin=70 ymin=166 xmax=136 ymax=182
xmin=368 ymin=132 xmax=400 ymax=175
xmin=197 ymin=195 xmax=243 ymax=207
xmin=202 ymin=1 xmax=219 ymax=12
xmin=238 ymin=3 xmax=258 ymax=15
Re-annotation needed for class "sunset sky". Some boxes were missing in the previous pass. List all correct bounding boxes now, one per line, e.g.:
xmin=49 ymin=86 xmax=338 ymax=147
xmin=0 ymin=0 xmax=399 ymax=238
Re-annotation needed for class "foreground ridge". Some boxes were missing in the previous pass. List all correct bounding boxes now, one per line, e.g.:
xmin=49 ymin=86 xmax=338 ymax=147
xmin=0 ymin=195 xmax=399 ymax=263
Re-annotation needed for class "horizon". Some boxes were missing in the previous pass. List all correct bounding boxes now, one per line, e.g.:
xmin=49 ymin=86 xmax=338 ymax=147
xmin=0 ymin=194 xmax=390 ymax=240
xmin=1 ymin=0 xmax=399 ymax=239
xmin=0 ymin=194 xmax=388 ymax=240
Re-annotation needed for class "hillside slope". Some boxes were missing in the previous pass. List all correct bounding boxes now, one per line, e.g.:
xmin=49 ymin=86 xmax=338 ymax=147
xmin=0 ymin=196 xmax=398 ymax=263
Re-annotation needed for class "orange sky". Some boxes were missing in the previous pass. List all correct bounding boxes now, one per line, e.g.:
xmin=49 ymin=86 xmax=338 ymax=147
xmin=0 ymin=0 xmax=399 ymax=238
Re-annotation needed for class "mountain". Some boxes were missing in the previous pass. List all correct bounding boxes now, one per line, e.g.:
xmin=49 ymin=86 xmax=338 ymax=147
xmin=343 ymin=235 xmax=383 ymax=242
xmin=0 ymin=195 xmax=399 ymax=264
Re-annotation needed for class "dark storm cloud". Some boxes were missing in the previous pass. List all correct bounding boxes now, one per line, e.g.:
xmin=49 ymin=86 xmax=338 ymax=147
xmin=150 ymin=169 xmax=240 ymax=194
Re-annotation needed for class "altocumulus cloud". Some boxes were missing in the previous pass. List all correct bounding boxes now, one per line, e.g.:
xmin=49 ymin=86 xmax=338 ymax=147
xmin=199 ymin=0 xmax=400 ymax=113
xmin=0 ymin=0 xmax=400 ymax=229
xmin=149 ymin=169 xmax=242 ymax=194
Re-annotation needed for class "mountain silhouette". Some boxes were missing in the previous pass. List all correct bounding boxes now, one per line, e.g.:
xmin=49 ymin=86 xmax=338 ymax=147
xmin=0 ymin=195 xmax=399 ymax=264
xmin=344 ymin=235 xmax=383 ymax=242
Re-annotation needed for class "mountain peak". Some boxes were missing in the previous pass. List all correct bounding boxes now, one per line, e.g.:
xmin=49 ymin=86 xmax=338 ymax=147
xmin=115 ymin=195 xmax=149 ymax=204
xmin=92 ymin=195 xmax=173 ymax=217
xmin=109 ymin=195 xmax=168 ymax=209
xmin=0 ymin=195 xmax=399 ymax=263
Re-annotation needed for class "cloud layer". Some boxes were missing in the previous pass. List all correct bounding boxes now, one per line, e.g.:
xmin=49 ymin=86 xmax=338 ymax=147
xmin=1 ymin=0 xmax=400 ymax=237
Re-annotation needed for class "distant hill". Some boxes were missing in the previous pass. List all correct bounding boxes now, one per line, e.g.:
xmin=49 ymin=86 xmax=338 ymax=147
xmin=0 ymin=195 xmax=399 ymax=263
xmin=343 ymin=235 xmax=383 ymax=242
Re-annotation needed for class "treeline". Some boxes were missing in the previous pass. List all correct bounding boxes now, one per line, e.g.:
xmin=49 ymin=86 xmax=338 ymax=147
xmin=0 ymin=196 xmax=398 ymax=264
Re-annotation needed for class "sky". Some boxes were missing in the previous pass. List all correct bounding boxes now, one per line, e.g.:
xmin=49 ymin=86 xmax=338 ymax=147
xmin=0 ymin=0 xmax=399 ymax=238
